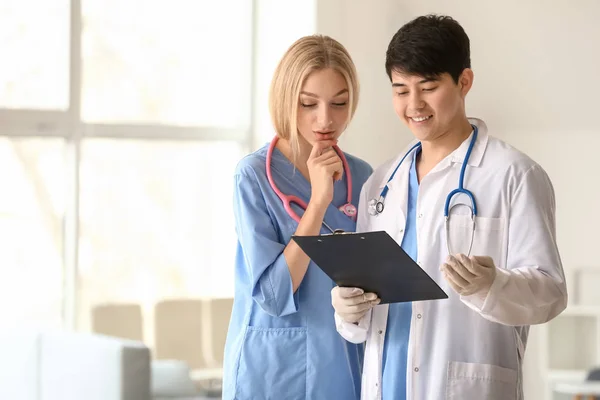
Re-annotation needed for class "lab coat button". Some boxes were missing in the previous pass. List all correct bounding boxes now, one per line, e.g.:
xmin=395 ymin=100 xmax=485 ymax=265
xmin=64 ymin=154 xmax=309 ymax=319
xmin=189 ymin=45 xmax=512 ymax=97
xmin=378 ymin=330 xmax=383 ymax=335
xmin=414 ymin=367 xmax=419 ymax=372
xmin=417 ymin=314 xmax=422 ymax=319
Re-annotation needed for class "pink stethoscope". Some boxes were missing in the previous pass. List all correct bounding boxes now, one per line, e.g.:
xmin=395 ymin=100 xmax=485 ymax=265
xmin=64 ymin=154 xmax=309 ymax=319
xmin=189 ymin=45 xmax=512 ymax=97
xmin=266 ymin=136 xmax=357 ymax=233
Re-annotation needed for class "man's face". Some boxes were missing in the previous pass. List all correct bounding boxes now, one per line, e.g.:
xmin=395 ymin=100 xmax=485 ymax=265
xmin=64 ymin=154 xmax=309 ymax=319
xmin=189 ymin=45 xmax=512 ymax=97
xmin=390 ymin=69 xmax=472 ymax=142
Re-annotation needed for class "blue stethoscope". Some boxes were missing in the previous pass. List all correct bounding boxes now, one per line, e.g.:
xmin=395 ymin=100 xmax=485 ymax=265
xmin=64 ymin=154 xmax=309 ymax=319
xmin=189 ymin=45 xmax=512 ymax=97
xmin=368 ymin=125 xmax=479 ymax=255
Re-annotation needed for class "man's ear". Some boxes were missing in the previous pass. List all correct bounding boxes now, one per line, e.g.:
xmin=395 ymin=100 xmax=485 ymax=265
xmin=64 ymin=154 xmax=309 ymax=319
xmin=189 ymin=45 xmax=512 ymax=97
xmin=459 ymin=68 xmax=474 ymax=97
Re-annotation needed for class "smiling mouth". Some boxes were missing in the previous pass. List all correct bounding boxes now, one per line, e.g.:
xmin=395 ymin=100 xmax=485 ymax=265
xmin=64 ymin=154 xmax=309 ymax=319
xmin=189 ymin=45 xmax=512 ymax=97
xmin=409 ymin=115 xmax=433 ymax=122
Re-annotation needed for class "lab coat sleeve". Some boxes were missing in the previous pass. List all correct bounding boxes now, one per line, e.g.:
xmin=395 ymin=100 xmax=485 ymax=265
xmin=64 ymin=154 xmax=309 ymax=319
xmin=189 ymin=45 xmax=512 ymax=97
xmin=461 ymin=164 xmax=568 ymax=325
xmin=334 ymin=310 xmax=371 ymax=344
xmin=233 ymin=172 xmax=299 ymax=317
xmin=334 ymin=182 xmax=373 ymax=343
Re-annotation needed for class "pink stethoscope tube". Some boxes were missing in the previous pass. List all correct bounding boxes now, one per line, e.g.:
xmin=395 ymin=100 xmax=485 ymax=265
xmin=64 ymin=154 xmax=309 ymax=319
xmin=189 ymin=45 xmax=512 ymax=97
xmin=265 ymin=137 xmax=357 ymax=227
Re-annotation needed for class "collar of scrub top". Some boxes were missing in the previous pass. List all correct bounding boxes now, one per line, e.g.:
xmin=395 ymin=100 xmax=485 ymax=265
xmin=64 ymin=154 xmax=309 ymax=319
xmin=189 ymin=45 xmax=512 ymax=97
xmin=266 ymin=136 xmax=357 ymax=232
xmin=371 ymin=125 xmax=479 ymax=218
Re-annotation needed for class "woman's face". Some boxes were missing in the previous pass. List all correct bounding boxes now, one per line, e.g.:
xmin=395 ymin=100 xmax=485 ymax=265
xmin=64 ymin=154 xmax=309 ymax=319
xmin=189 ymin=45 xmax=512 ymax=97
xmin=296 ymin=68 xmax=350 ymax=147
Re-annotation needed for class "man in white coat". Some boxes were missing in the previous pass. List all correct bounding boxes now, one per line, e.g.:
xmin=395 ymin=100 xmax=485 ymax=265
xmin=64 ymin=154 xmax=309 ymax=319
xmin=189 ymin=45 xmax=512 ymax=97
xmin=331 ymin=14 xmax=567 ymax=400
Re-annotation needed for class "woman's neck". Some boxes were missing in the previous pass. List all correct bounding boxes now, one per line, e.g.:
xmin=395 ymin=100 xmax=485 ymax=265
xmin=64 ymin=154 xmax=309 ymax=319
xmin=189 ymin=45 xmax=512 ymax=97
xmin=275 ymin=137 xmax=312 ymax=181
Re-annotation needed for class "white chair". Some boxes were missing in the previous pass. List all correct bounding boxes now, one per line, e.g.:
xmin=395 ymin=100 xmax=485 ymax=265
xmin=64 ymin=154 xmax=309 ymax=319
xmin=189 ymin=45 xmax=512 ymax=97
xmin=152 ymin=359 xmax=217 ymax=400
xmin=0 ymin=330 xmax=151 ymax=400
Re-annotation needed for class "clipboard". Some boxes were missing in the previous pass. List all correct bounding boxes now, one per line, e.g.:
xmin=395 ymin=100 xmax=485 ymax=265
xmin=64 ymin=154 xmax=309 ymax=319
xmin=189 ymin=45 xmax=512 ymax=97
xmin=292 ymin=230 xmax=448 ymax=304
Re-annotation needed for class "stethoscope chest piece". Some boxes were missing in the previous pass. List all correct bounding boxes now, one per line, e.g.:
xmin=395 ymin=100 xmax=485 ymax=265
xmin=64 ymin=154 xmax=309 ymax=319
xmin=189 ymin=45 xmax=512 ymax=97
xmin=340 ymin=203 xmax=357 ymax=219
xmin=368 ymin=198 xmax=384 ymax=216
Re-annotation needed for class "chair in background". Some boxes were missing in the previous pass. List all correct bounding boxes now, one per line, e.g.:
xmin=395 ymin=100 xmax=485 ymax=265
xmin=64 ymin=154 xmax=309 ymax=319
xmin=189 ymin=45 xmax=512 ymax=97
xmin=154 ymin=299 xmax=207 ymax=370
xmin=204 ymin=297 xmax=233 ymax=368
xmin=0 ymin=330 xmax=151 ymax=400
xmin=589 ymin=368 xmax=600 ymax=381
xmin=585 ymin=368 xmax=600 ymax=400
xmin=154 ymin=299 xmax=223 ymax=398
xmin=554 ymin=367 xmax=600 ymax=400
xmin=91 ymin=303 xmax=144 ymax=342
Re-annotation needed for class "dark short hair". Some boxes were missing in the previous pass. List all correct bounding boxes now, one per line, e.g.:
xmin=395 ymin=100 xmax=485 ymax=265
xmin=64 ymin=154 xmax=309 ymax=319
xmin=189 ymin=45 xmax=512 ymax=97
xmin=385 ymin=14 xmax=471 ymax=83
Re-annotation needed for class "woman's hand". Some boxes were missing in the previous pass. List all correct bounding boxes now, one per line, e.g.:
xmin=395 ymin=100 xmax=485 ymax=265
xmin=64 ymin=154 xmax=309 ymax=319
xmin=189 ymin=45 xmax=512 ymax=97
xmin=307 ymin=140 xmax=343 ymax=208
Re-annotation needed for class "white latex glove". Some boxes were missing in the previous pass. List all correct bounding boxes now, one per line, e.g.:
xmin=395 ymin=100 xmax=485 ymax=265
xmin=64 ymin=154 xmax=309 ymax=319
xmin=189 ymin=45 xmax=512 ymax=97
xmin=441 ymin=254 xmax=497 ymax=298
xmin=331 ymin=286 xmax=380 ymax=324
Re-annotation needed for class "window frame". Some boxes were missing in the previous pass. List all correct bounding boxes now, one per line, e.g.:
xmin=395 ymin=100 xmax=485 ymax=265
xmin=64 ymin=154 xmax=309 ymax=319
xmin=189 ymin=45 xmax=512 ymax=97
xmin=0 ymin=0 xmax=257 ymax=329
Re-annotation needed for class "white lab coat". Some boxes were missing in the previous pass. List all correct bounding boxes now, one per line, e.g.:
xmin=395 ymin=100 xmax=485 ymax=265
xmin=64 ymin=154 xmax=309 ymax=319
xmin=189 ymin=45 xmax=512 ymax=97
xmin=335 ymin=118 xmax=567 ymax=400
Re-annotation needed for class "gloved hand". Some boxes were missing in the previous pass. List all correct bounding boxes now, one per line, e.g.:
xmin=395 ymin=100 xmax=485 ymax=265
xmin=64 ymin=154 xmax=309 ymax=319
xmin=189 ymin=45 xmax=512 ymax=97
xmin=441 ymin=254 xmax=497 ymax=297
xmin=331 ymin=286 xmax=380 ymax=324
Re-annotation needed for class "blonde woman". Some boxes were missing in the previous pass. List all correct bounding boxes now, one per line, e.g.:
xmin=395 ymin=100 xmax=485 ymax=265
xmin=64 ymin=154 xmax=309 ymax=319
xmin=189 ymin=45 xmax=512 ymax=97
xmin=223 ymin=35 xmax=376 ymax=399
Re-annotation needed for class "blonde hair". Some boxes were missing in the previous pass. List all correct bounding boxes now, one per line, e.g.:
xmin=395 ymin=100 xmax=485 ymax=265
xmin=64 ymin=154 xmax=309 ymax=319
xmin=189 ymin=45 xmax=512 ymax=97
xmin=269 ymin=35 xmax=360 ymax=161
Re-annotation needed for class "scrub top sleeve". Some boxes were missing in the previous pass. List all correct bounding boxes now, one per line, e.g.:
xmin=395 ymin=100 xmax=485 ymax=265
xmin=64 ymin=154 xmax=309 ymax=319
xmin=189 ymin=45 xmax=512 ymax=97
xmin=462 ymin=165 xmax=567 ymax=325
xmin=234 ymin=172 xmax=299 ymax=317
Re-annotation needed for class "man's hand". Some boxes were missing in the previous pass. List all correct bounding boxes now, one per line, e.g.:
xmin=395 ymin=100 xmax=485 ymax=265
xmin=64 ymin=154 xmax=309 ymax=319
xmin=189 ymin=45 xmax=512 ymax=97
xmin=441 ymin=254 xmax=497 ymax=297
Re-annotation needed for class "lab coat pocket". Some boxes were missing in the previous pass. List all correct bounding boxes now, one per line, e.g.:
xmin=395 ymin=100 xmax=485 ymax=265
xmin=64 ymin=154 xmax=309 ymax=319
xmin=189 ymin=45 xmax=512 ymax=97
xmin=447 ymin=216 xmax=505 ymax=263
xmin=446 ymin=361 xmax=517 ymax=400
xmin=236 ymin=326 xmax=307 ymax=400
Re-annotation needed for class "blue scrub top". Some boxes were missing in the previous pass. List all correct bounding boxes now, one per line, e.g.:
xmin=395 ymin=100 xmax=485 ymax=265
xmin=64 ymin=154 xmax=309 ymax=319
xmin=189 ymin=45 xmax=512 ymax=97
xmin=223 ymin=142 xmax=373 ymax=400
xmin=381 ymin=149 xmax=420 ymax=400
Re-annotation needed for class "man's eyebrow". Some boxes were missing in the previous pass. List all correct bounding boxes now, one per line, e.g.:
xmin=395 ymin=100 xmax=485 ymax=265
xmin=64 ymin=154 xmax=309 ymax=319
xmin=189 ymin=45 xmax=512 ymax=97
xmin=392 ymin=77 xmax=439 ymax=87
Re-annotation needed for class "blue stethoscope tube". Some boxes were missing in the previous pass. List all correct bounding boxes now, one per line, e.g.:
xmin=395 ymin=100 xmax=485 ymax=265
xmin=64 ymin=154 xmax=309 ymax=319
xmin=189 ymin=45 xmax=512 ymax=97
xmin=368 ymin=126 xmax=479 ymax=255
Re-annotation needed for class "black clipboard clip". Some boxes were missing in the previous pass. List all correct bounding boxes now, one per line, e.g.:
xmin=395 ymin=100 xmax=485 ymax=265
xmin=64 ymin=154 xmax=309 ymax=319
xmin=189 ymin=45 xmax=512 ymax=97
xmin=326 ymin=229 xmax=352 ymax=236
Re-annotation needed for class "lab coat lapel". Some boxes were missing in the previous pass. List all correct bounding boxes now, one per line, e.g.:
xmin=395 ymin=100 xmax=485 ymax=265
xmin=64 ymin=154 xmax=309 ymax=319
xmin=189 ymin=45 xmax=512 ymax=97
xmin=375 ymin=154 xmax=411 ymax=241
xmin=385 ymin=162 xmax=410 ymax=239
xmin=427 ymin=118 xmax=490 ymax=176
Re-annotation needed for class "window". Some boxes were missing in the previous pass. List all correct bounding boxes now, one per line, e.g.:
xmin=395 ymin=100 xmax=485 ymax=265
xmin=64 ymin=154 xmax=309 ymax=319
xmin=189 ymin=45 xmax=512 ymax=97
xmin=81 ymin=0 xmax=252 ymax=126
xmin=0 ymin=137 xmax=66 ymax=328
xmin=77 ymin=139 xmax=240 ymax=332
xmin=0 ymin=0 xmax=253 ymax=333
xmin=0 ymin=0 xmax=70 ymax=110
